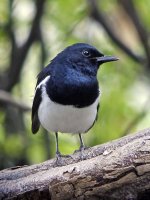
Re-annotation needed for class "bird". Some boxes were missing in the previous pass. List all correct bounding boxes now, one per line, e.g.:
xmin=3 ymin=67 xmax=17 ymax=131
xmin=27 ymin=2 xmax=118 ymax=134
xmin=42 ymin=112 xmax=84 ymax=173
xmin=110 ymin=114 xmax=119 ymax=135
xmin=31 ymin=43 xmax=118 ymax=160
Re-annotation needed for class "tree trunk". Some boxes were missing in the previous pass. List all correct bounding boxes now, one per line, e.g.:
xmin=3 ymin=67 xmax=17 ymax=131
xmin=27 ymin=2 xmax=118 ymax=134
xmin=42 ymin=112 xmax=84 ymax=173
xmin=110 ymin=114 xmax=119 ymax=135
xmin=1 ymin=128 xmax=150 ymax=200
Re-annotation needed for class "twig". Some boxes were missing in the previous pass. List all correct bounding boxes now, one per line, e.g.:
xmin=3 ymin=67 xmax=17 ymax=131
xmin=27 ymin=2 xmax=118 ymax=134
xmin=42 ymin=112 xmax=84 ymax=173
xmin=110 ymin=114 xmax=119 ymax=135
xmin=122 ymin=110 xmax=147 ymax=136
xmin=87 ymin=0 xmax=145 ymax=63
xmin=0 ymin=90 xmax=31 ymax=111
xmin=3 ymin=0 xmax=46 ymax=91
xmin=120 ymin=0 xmax=150 ymax=68
xmin=122 ymin=96 xmax=150 ymax=136
xmin=120 ymin=0 xmax=150 ymax=67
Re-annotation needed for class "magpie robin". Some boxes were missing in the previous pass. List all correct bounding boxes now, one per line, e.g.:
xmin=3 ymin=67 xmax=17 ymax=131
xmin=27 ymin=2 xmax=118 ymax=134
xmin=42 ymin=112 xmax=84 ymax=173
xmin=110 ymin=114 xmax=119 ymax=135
xmin=31 ymin=43 xmax=118 ymax=159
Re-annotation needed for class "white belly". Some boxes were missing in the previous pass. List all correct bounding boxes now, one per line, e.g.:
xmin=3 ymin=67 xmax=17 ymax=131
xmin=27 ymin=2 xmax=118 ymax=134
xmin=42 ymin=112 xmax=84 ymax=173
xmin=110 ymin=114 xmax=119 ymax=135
xmin=38 ymin=87 xmax=99 ymax=134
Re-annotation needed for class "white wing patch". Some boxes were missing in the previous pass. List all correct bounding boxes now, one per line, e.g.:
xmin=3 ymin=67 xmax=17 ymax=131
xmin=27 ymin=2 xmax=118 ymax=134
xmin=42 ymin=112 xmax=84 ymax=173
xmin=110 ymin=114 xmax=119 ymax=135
xmin=36 ymin=75 xmax=50 ymax=91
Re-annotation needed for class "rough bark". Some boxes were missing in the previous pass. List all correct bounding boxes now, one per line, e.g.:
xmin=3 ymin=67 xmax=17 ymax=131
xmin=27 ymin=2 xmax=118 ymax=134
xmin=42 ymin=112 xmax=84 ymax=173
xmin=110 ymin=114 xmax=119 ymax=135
xmin=1 ymin=128 xmax=150 ymax=200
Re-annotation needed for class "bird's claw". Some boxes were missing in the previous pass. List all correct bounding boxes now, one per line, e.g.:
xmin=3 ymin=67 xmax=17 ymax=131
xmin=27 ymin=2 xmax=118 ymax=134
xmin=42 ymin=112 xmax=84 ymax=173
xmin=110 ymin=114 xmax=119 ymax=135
xmin=74 ymin=145 xmax=89 ymax=160
xmin=74 ymin=145 xmax=89 ymax=153
xmin=54 ymin=152 xmax=72 ymax=166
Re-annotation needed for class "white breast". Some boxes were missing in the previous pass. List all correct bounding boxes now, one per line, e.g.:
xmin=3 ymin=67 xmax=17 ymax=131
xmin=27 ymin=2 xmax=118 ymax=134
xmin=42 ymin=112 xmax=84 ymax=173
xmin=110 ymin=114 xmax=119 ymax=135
xmin=38 ymin=84 xmax=99 ymax=134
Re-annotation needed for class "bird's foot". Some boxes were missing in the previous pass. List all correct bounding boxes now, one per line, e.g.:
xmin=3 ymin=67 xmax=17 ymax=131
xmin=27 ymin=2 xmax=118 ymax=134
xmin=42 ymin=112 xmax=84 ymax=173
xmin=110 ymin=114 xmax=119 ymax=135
xmin=53 ymin=152 xmax=72 ymax=167
xmin=74 ymin=145 xmax=89 ymax=153
xmin=74 ymin=146 xmax=89 ymax=160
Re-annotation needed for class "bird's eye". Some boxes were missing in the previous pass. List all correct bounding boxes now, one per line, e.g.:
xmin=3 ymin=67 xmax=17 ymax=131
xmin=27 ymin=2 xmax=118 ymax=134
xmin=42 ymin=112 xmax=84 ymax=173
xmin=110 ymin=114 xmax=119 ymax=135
xmin=82 ymin=50 xmax=91 ymax=57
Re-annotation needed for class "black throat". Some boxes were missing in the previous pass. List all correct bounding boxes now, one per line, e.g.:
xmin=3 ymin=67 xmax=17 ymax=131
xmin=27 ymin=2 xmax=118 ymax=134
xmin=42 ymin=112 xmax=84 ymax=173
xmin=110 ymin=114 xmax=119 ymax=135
xmin=46 ymin=68 xmax=99 ymax=108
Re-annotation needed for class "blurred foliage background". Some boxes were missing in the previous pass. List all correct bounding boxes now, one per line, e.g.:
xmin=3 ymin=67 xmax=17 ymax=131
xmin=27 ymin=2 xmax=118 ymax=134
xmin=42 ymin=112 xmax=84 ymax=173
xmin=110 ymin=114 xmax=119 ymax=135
xmin=0 ymin=0 xmax=150 ymax=170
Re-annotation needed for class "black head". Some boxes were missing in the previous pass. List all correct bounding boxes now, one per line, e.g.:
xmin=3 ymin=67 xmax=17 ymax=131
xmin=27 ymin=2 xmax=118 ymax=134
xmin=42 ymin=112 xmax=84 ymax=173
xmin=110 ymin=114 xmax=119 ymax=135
xmin=53 ymin=43 xmax=118 ymax=76
xmin=46 ymin=43 xmax=118 ymax=107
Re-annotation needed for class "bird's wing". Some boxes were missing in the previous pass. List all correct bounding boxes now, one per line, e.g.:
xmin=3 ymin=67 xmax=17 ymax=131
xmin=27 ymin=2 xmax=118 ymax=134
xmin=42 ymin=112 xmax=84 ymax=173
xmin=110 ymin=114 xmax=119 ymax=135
xmin=36 ymin=66 xmax=51 ymax=88
xmin=31 ymin=66 xmax=51 ymax=134
xmin=95 ymin=103 xmax=100 ymax=121
xmin=85 ymin=102 xmax=100 ymax=133
xmin=31 ymin=87 xmax=42 ymax=134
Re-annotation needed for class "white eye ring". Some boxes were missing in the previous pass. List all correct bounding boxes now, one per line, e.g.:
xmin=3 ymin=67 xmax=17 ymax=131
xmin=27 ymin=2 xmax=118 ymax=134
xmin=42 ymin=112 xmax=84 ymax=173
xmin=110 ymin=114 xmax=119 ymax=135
xmin=82 ymin=50 xmax=91 ymax=57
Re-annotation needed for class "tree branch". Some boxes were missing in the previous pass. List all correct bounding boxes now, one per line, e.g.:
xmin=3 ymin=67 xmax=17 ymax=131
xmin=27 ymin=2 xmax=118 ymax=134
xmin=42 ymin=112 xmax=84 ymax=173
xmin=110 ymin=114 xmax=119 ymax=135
xmin=122 ymin=97 xmax=150 ymax=136
xmin=3 ymin=0 xmax=46 ymax=91
xmin=120 ymin=0 xmax=150 ymax=68
xmin=1 ymin=128 xmax=150 ymax=199
xmin=0 ymin=90 xmax=31 ymax=111
xmin=87 ymin=0 xmax=145 ymax=64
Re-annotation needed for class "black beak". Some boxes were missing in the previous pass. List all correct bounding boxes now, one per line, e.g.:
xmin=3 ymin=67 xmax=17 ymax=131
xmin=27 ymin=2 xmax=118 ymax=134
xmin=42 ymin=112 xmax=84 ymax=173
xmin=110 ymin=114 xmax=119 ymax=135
xmin=96 ymin=55 xmax=119 ymax=64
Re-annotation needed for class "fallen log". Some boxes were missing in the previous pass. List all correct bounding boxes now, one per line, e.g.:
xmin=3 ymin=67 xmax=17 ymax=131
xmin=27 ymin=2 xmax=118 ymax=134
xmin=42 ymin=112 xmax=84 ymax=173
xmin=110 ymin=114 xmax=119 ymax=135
xmin=1 ymin=128 xmax=150 ymax=200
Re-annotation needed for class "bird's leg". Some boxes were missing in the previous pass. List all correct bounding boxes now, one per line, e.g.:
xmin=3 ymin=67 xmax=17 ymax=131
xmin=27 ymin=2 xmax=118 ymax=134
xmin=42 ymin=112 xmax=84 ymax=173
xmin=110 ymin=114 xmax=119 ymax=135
xmin=54 ymin=132 xmax=65 ymax=166
xmin=54 ymin=132 xmax=72 ymax=166
xmin=78 ymin=133 xmax=87 ymax=160
xmin=55 ymin=132 xmax=62 ymax=159
xmin=73 ymin=134 xmax=89 ymax=160
xmin=79 ymin=133 xmax=85 ymax=150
